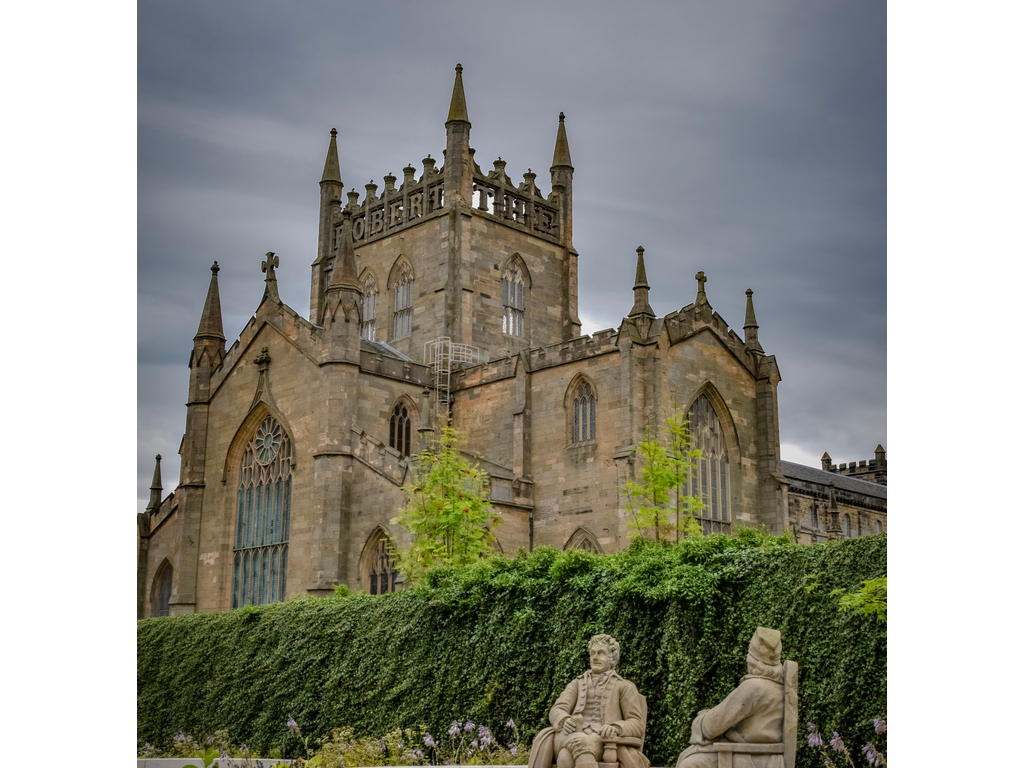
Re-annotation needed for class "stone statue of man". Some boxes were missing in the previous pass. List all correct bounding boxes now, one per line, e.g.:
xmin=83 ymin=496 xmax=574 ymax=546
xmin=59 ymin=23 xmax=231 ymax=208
xmin=528 ymin=634 xmax=650 ymax=768
xmin=676 ymin=627 xmax=787 ymax=768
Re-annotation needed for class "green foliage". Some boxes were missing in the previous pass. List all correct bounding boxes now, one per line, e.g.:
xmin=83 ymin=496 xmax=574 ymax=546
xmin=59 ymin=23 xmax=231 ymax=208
xmin=138 ymin=534 xmax=886 ymax=768
xmin=833 ymin=575 xmax=887 ymax=623
xmin=622 ymin=412 xmax=704 ymax=540
xmin=390 ymin=424 xmax=501 ymax=581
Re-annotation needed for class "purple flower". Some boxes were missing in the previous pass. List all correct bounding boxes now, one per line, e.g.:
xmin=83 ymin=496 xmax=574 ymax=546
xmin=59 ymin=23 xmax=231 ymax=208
xmin=467 ymin=748 xmax=474 ymax=757
xmin=830 ymin=732 xmax=845 ymax=752
xmin=414 ymin=749 xmax=424 ymax=760
xmin=806 ymin=723 xmax=823 ymax=748
xmin=506 ymin=719 xmax=516 ymax=728
xmin=823 ymin=758 xmax=834 ymax=768
xmin=863 ymin=742 xmax=882 ymax=766
xmin=873 ymin=717 xmax=887 ymax=734
xmin=380 ymin=739 xmax=388 ymax=753
xmin=448 ymin=721 xmax=461 ymax=736
xmin=174 ymin=732 xmax=189 ymax=744
xmin=479 ymin=726 xmax=493 ymax=747
xmin=465 ymin=721 xmax=476 ymax=732
xmin=424 ymin=734 xmax=436 ymax=748
xmin=510 ymin=745 xmax=518 ymax=756
xmin=287 ymin=716 xmax=299 ymax=733
xmin=471 ymin=740 xmax=479 ymax=748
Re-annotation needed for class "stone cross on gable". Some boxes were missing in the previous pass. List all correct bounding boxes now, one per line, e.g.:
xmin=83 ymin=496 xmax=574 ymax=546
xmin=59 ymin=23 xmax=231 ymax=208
xmin=695 ymin=270 xmax=708 ymax=304
xmin=262 ymin=252 xmax=279 ymax=281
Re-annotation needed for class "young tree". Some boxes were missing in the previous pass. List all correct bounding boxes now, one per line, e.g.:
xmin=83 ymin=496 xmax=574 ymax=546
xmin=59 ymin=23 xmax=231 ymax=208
xmin=390 ymin=423 xmax=501 ymax=581
xmin=622 ymin=410 xmax=705 ymax=540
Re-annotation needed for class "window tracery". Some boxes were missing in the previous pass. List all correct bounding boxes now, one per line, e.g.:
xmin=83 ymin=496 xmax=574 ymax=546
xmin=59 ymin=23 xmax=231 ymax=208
xmin=393 ymin=263 xmax=413 ymax=339
xmin=502 ymin=261 xmax=524 ymax=336
xmin=369 ymin=536 xmax=399 ymax=595
xmin=686 ymin=393 xmax=731 ymax=533
xmin=153 ymin=562 xmax=172 ymax=617
xmin=390 ymin=402 xmax=412 ymax=457
xmin=571 ymin=380 xmax=596 ymax=443
xmin=361 ymin=274 xmax=378 ymax=341
xmin=232 ymin=415 xmax=291 ymax=609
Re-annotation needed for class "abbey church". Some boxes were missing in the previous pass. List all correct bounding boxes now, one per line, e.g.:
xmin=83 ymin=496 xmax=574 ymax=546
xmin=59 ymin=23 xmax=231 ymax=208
xmin=138 ymin=66 xmax=886 ymax=618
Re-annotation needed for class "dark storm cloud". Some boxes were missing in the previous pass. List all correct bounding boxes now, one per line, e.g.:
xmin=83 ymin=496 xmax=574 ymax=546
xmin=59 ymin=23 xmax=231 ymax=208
xmin=138 ymin=0 xmax=885 ymax=507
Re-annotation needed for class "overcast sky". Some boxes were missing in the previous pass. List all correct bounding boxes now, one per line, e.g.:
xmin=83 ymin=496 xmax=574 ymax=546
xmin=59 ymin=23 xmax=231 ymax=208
xmin=137 ymin=0 xmax=886 ymax=511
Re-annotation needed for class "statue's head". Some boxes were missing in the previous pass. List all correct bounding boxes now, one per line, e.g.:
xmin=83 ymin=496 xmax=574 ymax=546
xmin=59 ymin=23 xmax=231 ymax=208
xmin=746 ymin=626 xmax=783 ymax=677
xmin=588 ymin=634 xmax=620 ymax=674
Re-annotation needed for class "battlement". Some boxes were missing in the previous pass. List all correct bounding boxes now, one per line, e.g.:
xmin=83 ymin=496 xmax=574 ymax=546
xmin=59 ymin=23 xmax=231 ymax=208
xmin=469 ymin=159 xmax=562 ymax=242
xmin=454 ymin=328 xmax=620 ymax=389
xmin=820 ymin=445 xmax=887 ymax=486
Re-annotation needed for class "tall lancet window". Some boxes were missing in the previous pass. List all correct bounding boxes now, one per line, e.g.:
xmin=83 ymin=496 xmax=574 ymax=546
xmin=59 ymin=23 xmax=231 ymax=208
xmin=572 ymin=380 xmax=597 ymax=443
xmin=232 ymin=416 xmax=291 ymax=609
xmin=686 ymin=394 xmax=731 ymax=533
xmin=390 ymin=402 xmax=412 ymax=457
xmin=361 ymin=275 xmax=378 ymax=341
xmin=369 ymin=537 xmax=399 ymax=595
xmin=393 ymin=263 xmax=413 ymax=339
xmin=502 ymin=261 xmax=524 ymax=336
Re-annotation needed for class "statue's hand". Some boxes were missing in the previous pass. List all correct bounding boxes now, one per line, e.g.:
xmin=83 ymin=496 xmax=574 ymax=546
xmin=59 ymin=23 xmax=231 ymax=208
xmin=561 ymin=718 xmax=577 ymax=734
xmin=599 ymin=724 xmax=620 ymax=739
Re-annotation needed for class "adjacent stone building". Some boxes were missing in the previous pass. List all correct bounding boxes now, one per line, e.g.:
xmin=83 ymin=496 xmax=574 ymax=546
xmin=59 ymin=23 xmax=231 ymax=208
xmin=137 ymin=66 xmax=886 ymax=618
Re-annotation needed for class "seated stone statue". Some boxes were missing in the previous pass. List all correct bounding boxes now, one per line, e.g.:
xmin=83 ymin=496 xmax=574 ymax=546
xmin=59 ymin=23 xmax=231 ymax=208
xmin=676 ymin=627 xmax=789 ymax=768
xmin=528 ymin=634 xmax=650 ymax=768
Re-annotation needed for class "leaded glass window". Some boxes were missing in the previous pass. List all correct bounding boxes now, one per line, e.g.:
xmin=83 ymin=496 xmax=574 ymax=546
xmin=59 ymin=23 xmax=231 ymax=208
xmin=361 ymin=275 xmax=378 ymax=341
xmin=843 ymin=514 xmax=851 ymax=537
xmin=390 ymin=402 xmax=412 ymax=457
xmin=232 ymin=416 xmax=291 ymax=609
xmin=686 ymin=394 xmax=731 ymax=533
xmin=369 ymin=537 xmax=399 ymax=595
xmin=502 ymin=261 xmax=524 ymax=336
xmin=809 ymin=504 xmax=820 ymax=529
xmin=393 ymin=263 xmax=413 ymax=339
xmin=572 ymin=381 xmax=596 ymax=443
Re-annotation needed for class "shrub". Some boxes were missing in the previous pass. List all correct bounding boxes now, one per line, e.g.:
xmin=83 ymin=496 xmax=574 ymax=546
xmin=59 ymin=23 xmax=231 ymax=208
xmin=138 ymin=533 xmax=886 ymax=767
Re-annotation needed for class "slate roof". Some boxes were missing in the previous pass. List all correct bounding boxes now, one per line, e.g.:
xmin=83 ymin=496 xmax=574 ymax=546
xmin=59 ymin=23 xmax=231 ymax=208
xmin=360 ymin=338 xmax=414 ymax=362
xmin=781 ymin=460 xmax=887 ymax=500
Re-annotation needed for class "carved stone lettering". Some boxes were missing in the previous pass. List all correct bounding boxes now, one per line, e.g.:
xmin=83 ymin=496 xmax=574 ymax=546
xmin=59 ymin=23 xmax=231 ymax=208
xmin=389 ymin=202 xmax=403 ymax=227
xmin=353 ymin=217 xmax=365 ymax=241
xmin=370 ymin=208 xmax=384 ymax=234
xmin=408 ymin=192 xmax=423 ymax=219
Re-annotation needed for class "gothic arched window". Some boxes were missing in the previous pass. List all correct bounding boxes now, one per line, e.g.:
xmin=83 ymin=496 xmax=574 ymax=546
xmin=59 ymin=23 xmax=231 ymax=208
xmin=361 ymin=274 xmax=378 ymax=341
xmin=152 ymin=561 xmax=172 ymax=617
xmin=686 ymin=393 xmax=731 ymax=533
xmin=369 ymin=536 xmax=399 ymax=595
xmin=390 ymin=402 xmax=412 ymax=457
xmin=843 ymin=514 xmax=851 ymax=537
xmin=571 ymin=380 xmax=596 ymax=443
xmin=502 ymin=261 xmax=524 ymax=336
xmin=565 ymin=528 xmax=602 ymax=553
xmin=809 ymin=504 xmax=820 ymax=529
xmin=875 ymin=520 xmax=882 ymax=534
xmin=393 ymin=263 xmax=413 ymax=339
xmin=232 ymin=415 xmax=291 ymax=609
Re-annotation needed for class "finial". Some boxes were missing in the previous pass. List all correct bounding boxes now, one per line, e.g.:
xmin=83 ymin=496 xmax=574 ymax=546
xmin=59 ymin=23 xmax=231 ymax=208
xmin=559 ymin=111 xmax=565 ymax=122
xmin=155 ymin=453 xmax=162 ymax=461
xmin=695 ymin=271 xmax=708 ymax=305
xmin=195 ymin=256 xmax=226 ymax=342
xmin=743 ymin=287 xmax=762 ymax=351
xmin=629 ymin=245 xmax=655 ymax=320
xmin=211 ymin=261 xmax=220 ymax=275
xmin=254 ymin=347 xmax=271 ymax=369
xmin=456 ymin=63 xmax=463 ymax=73
xmin=262 ymin=252 xmax=279 ymax=280
xmin=330 ymin=128 xmax=337 ymax=137
xmin=552 ymin=112 xmax=573 ymax=169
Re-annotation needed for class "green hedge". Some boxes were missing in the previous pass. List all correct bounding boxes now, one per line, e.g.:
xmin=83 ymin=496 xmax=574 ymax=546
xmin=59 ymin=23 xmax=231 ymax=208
xmin=138 ymin=532 xmax=886 ymax=767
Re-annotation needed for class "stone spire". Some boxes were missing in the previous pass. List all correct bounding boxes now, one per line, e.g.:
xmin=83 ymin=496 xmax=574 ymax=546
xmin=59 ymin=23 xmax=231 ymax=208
xmin=195 ymin=261 xmax=225 ymax=342
xmin=262 ymin=252 xmax=281 ymax=303
xmin=328 ymin=210 xmax=360 ymax=291
xmin=146 ymin=454 xmax=163 ymax=513
xmin=321 ymin=128 xmax=342 ymax=184
xmin=446 ymin=63 xmax=470 ymax=124
xmin=551 ymin=112 xmax=573 ymax=169
xmin=629 ymin=246 xmax=655 ymax=318
xmin=743 ymin=288 xmax=763 ymax=352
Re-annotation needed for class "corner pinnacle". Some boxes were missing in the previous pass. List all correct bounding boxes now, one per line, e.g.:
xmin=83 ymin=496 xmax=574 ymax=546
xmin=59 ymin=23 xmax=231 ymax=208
xmin=321 ymin=128 xmax=342 ymax=184
xmin=195 ymin=261 xmax=225 ymax=341
xmin=551 ymin=111 xmax=573 ymax=169
xmin=446 ymin=63 xmax=470 ymax=124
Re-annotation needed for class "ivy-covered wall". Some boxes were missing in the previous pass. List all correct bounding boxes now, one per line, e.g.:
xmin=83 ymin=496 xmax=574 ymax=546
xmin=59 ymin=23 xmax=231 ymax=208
xmin=138 ymin=533 xmax=886 ymax=767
